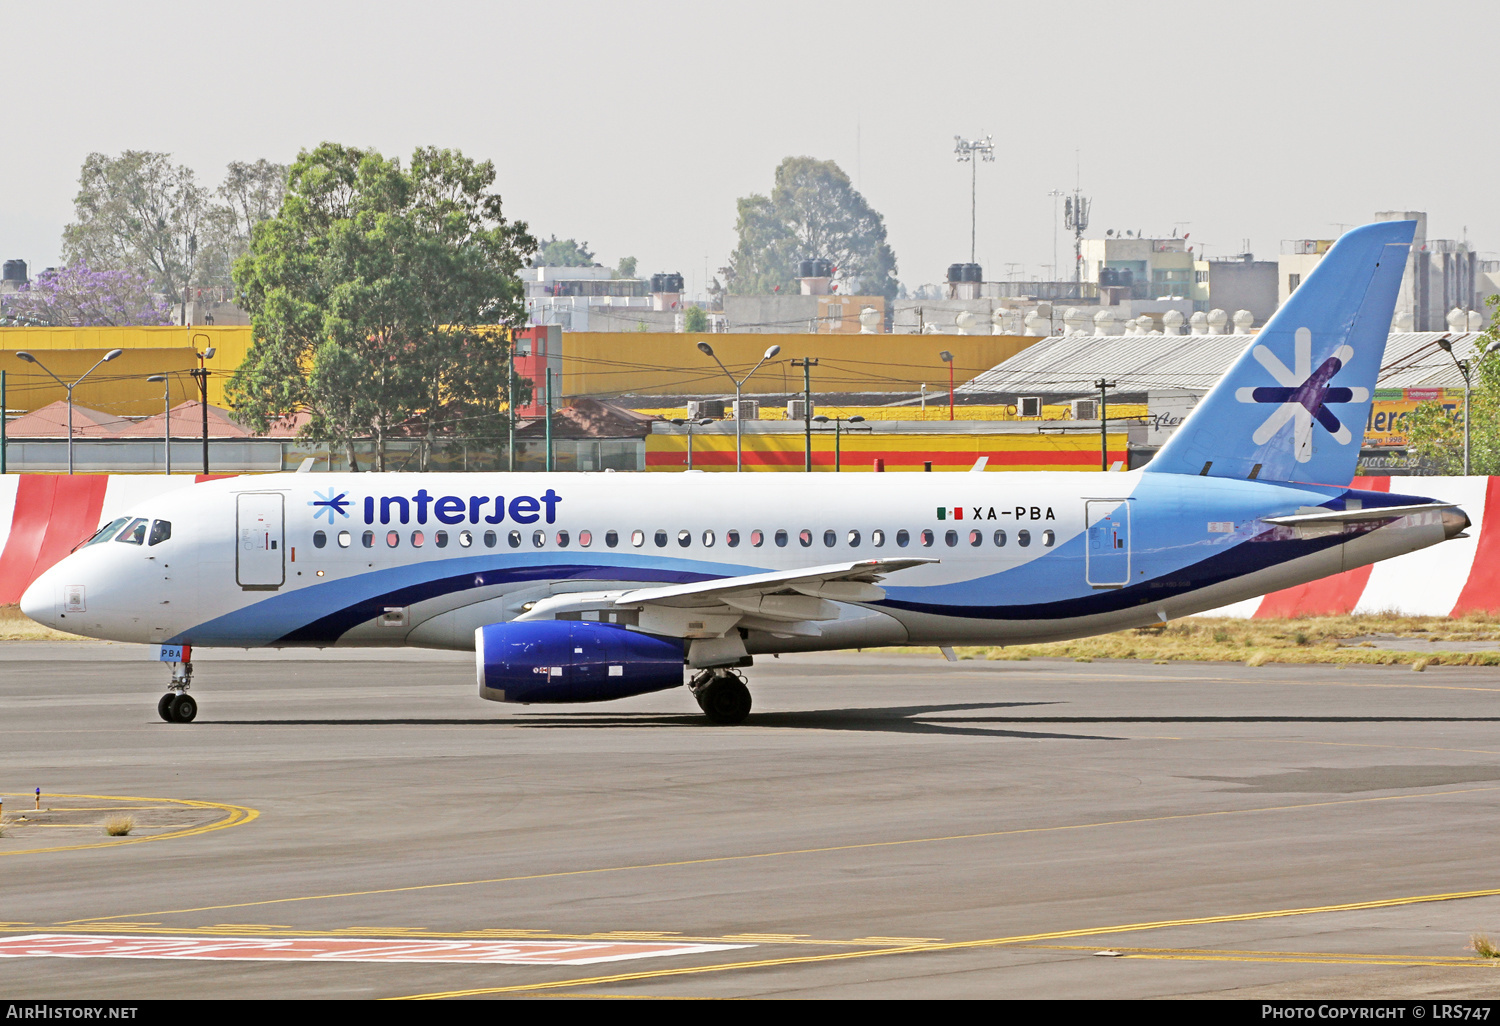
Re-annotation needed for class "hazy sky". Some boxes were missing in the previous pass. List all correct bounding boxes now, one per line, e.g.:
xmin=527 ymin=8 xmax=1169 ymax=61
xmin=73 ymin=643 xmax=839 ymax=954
xmin=2 ymin=1 xmax=1493 ymax=299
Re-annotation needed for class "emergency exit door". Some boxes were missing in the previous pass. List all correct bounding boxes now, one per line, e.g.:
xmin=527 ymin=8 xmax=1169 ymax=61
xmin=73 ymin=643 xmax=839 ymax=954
xmin=237 ymin=492 xmax=285 ymax=590
xmin=1085 ymin=500 xmax=1131 ymax=588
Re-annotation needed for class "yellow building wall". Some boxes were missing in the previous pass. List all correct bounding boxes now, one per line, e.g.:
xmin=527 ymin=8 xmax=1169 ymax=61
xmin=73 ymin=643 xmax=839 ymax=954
xmin=637 ymin=402 xmax=1147 ymax=423
xmin=647 ymin=429 xmax=1129 ymax=472
xmin=0 ymin=326 xmax=251 ymax=411
xmin=560 ymin=332 xmax=1040 ymax=399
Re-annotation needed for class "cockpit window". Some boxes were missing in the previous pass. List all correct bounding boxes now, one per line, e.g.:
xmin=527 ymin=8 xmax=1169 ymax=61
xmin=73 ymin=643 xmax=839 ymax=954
xmin=84 ymin=517 xmax=130 ymax=548
xmin=115 ymin=518 xmax=149 ymax=545
xmin=148 ymin=520 xmax=172 ymax=546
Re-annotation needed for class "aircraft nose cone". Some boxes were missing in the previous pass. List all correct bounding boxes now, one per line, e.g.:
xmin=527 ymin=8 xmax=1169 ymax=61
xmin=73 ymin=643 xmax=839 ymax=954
xmin=19 ymin=573 xmax=54 ymax=626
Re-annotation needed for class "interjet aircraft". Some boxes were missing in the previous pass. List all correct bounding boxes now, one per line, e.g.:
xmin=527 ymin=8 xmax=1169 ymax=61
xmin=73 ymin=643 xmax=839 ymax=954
xmin=20 ymin=220 xmax=1469 ymax=725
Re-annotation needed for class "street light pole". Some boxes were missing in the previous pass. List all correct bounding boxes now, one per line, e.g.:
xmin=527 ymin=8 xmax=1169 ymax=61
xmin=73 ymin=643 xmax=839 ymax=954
xmin=1095 ymin=378 xmax=1116 ymax=472
xmin=15 ymin=348 xmax=123 ymax=475
xmin=939 ymin=350 xmax=955 ymax=421
xmin=696 ymin=342 xmax=781 ymax=472
xmin=792 ymin=358 xmax=819 ymax=471
xmin=813 ymin=415 xmax=866 ymax=472
xmin=670 ymin=418 xmax=712 ymax=470
xmin=147 ymin=374 xmax=171 ymax=475
xmin=1438 ymin=336 xmax=1474 ymax=475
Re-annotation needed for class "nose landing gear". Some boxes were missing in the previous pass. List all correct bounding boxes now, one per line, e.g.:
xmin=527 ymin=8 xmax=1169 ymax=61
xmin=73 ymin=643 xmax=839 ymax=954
xmin=689 ymin=668 xmax=752 ymax=725
xmin=158 ymin=659 xmax=198 ymax=724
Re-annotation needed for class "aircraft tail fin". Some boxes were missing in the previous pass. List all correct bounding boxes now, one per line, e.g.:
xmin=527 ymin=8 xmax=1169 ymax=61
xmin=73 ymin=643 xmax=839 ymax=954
xmin=1144 ymin=220 xmax=1415 ymax=485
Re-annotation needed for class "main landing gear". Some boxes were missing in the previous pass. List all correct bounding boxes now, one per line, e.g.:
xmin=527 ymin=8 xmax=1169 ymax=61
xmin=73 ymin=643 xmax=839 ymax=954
xmin=158 ymin=660 xmax=198 ymax=724
xmin=689 ymin=668 xmax=752 ymax=725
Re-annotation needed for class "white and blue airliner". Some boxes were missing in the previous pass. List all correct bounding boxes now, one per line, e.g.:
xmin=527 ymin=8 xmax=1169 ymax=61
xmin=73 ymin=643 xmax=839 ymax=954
xmin=20 ymin=220 xmax=1468 ymax=724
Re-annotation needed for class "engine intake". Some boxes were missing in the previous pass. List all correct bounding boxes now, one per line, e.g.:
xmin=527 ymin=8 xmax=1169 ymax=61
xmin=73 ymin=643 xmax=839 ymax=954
xmin=476 ymin=621 xmax=685 ymax=704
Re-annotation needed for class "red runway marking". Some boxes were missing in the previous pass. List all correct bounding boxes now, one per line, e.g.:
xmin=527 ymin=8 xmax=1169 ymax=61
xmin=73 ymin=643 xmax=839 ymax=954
xmin=0 ymin=933 xmax=745 ymax=966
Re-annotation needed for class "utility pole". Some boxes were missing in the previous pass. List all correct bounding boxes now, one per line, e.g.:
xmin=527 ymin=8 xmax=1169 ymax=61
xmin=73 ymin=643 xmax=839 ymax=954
xmin=190 ymin=336 xmax=214 ymax=474
xmin=544 ymin=369 xmax=554 ymax=473
xmin=792 ymin=358 xmax=819 ymax=471
xmin=1095 ymin=378 xmax=1115 ymax=471
xmin=507 ymin=358 xmax=516 ymax=473
xmin=1048 ymin=189 xmax=1064 ymax=282
xmin=953 ymin=135 xmax=995 ymax=264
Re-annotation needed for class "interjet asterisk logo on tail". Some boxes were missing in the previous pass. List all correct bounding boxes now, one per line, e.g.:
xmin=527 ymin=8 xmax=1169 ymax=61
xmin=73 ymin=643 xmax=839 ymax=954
xmin=1234 ymin=326 xmax=1369 ymax=463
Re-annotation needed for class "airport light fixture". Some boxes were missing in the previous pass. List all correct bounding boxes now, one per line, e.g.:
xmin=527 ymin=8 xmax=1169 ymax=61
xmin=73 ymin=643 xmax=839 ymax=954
xmin=953 ymin=134 xmax=995 ymax=264
xmin=147 ymin=374 xmax=172 ymax=475
xmin=15 ymin=347 xmax=123 ymax=474
xmin=696 ymin=342 xmax=781 ymax=472
xmin=812 ymin=414 xmax=867 ymax=472
xmin=1434 ymin=334 xmax=1499 ymax=476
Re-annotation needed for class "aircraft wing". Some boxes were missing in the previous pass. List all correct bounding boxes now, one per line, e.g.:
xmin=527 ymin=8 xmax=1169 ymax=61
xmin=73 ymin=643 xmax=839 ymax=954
xmin=514 ymin=557 xmax=937 ymax=638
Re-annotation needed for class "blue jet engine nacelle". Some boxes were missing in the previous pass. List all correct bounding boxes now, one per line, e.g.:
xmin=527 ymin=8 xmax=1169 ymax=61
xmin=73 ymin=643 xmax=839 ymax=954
xmin=476 ymin=620 xmax=686 ymax=704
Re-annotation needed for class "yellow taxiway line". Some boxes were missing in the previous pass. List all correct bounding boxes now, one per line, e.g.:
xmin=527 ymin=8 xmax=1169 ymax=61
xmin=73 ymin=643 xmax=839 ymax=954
xmin=0 ymin=793 xmax=257 ymax=858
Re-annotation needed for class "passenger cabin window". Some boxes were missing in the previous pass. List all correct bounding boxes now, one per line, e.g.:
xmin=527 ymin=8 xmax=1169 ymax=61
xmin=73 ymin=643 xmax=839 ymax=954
xmin=1017 ymin=530 xmax=1031 ymax=547
xmin=631 ymin=530 xmax=645 ymax=547
xmin=533 ymin=530 xmax=546 ymax=548
xmin=386 ymin=531 xmax=400 ymax=548
xmin=726 ymin=530 xmax=740 ymax=547
xmin=750 ymin=530 xmax=764 ymax=547
xmin=411 ymin=531 xmax=424 ymax=547
xmin=508 ymin=531 xmax=522 ymax=548
xmin=824 ymin=530 xmax=836 ymax=547
xmin=702 ymin=530 xmax=715 ymax=547
xmin=677 ymin=530 xmax=691 ymax=548
xmin=579 ymin=531 xmax=592 ymax=548
xmin=994 ymin=530 xmax=1007 ymax=547
xmin=338 ymin=531 xmax=352 ymax=548
xmin=483 ymin=530 xmax=496 ymax=548
xmin=362 ymin=531 xmax=375 ymax=548
xmin=654 ymin=530 xmax=668 ymax=548
xmin=872 ymin=529 xmax=885 ymax=547
xmin=799 ymin=530 xmax=812 ymax=547
xmin=921 ymin=529 xmax=935 ymax=547
xmin=605 ymin=530 xmax=618 ymax=548
xmin=896 ymin=530 xmax=909 ymax=547
xmin=557 ymin=531 xmax=569 ymax=547
xmin=1042 ymin=530 xmax=1055 ymax=547
xmin=116 ymin=518 xmax=149 ymax=545
xmin=944 ymin=530 xmax=958 ymax=547
xmin=148 ymin=520 xmax=172 ymax=546
xmin=313 ymin=530 xmax=327 ymax=549
xmin=435 ymin=531 xmax=449 ymax=548
xmin=775 ymin=530 xmax=788 ymax=547
xmin=458 ymin=530 xmax=472 ymax=548
xmin=969 ymin=530 xmax=982 ymax=547
xmin=847 ymin=530 xmax=861 ymax=546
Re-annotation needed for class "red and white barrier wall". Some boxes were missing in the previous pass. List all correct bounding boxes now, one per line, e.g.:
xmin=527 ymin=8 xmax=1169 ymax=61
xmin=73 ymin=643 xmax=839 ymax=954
xmin=0 ymin=474 xmax=1495 ymax=616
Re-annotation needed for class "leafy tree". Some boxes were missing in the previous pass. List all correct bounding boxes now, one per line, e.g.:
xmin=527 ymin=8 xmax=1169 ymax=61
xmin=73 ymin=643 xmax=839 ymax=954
xmin=227 ymin=143 xmax=537 ymax=470
xmin=1406 ymin=296 xmax=1500 ymax=474
xmin=536 ymin=236 xmax=596 ymax=267
xmin=0 ymin=261 xmax=170 ymax=326
xmin=683 ymin=305 xmax=709 ymax=332
xmin=62 ymin=151 xmax=213 ymax=305
xmin=728 ymin=156 xmax=899 ymax=303
xmin=615 ymin=255 xmax=638 ymax=279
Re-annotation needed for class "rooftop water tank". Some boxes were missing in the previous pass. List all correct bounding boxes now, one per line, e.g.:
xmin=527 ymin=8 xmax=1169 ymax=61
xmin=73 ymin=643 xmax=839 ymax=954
xmin=2 ymin=259 xmax=25 ymax=283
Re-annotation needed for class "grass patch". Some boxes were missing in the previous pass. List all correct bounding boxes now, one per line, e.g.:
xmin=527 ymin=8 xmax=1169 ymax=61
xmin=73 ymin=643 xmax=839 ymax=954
xmin=888 ymin=612 xmax=1500 ymax=667
xmin=1472 ymin=934 xmax=1500 ymax=958
xmin=103 ymin=815 xmax=134 ymax=837
xmin=0 ymin=604 xmax=90 ymax=642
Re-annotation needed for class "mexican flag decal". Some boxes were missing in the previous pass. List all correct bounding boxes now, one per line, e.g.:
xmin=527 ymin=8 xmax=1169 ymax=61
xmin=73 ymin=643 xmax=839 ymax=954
xmin=936 ymin=506 xmax=963 ymax=520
